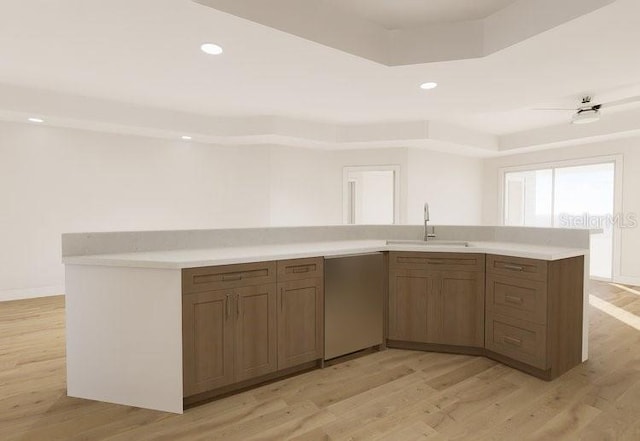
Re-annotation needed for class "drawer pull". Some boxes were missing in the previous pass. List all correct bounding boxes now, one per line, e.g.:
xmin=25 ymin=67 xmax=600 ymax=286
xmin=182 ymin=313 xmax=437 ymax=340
xmin=429 ymin=261 xmax=445 ymax=265
xmin=222 ymin=274 xmax=242 ymax=281
xmin=225 ymin=293 xmax=232 ymax=319
xmin=503 ymin=336 xmax=523 ymax=347
xmin=505 ymin=295 xmax=524 ymax=305
xmin=503 ymin=264 xmax=525 ymax=271
xmin=292 ymin=266 xmax=311 ymax=273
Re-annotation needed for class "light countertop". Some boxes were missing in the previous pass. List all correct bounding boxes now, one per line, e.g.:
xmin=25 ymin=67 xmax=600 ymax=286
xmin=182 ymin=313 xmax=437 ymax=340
xmin=62 ymin=240 xmax=588 ymax=269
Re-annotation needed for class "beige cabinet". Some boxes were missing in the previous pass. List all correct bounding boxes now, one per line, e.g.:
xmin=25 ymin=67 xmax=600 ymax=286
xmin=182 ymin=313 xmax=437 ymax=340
xmin=182 ymin=258 xmax=323 ymax=399
xmin=182 ymin=289 xmax=235 ymax=396
xmin=388 ymin=269 xmax=439 ymax=342
xmin=276 ymin=258 xmax=324 ymax=369
xmin=182 ymin=262 xmax=277 ymax=397
xmin=182 ymin=250 xmax=584 ymax=403
xmin=388 ymin=252 xmax=485 ymax=348
xmin=485 ymin=254 xmax=584 ymax=379
xmin=235 ymin=284 xmax=277 ymax=381
xmin=440 ymin=270 xmax=485 ymax=347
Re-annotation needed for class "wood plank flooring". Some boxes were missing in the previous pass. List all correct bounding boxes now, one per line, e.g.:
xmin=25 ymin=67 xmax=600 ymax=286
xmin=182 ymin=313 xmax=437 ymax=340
xmin=1 ymin=280 xmax=639 ymax=440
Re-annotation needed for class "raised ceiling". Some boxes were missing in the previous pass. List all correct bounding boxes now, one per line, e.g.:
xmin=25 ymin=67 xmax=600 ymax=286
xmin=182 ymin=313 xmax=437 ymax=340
xmin=194 ymin=0 xmax=615 ymax=65
xmin=322 ymin=0 xmax=517 ymax=29
xmin=0 ymin=0 xmax=639 ymax=156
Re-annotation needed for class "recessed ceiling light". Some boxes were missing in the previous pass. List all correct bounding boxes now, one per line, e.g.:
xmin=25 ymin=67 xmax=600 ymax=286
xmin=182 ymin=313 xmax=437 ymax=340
xmin=200 ymin=43 xmax=223 ymax=55
xmin=181 ymin=135 xmax=193 ymax=140
xmin=28 ymin=117 xmax=44 ymax=123
xmin=420 ymin=82 xmax=438 ymax=90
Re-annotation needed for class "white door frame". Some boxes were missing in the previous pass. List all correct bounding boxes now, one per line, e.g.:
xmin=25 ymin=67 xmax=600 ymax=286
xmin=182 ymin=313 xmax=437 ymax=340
xmin=342 ymin=165 xmax=401 ymax=224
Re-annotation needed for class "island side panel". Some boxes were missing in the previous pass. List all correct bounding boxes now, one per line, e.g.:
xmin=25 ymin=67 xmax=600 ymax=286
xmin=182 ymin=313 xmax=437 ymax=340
xmin=65 ymin=264 xmax=183 ymax=413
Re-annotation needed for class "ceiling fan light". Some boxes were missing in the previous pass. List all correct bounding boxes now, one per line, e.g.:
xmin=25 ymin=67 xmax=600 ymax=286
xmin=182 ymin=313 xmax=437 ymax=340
xmin=571 ymin=109 xmax=600 ymax=124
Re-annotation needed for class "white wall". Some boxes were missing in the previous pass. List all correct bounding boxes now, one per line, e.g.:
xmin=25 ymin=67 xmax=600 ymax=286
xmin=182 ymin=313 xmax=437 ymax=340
xmin=407 ymin=148 xmax=484 ymax=225
xmin=0 ymin=121 xmax=271 ymax=301
xmin=268 ymin=146 xmax=338 ymax=225
xmin=482 ymin=137 xmax=640 ymax=285
xmin=268 ymin=146 xmax=410 ymax=226
xmin=0 ymin=122 xmax=485 ymax=301
xmin=269 ymin=146 xmax=485 ymax=227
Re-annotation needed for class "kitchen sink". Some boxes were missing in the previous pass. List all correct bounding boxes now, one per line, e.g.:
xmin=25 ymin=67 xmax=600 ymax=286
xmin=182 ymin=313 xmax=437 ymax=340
xmin=386 ymin=239 xmax=470 ymax=247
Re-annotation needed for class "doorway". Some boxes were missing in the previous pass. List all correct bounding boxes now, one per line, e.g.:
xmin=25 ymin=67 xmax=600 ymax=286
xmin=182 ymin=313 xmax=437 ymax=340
xmin=343 ymin=165 xmax=400 ymax=225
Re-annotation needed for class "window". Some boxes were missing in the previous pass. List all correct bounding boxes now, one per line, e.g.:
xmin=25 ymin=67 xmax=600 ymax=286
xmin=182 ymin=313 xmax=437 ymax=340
xmin=343 ymin=166 xmax=400 ymax=225
xmin=502 ymin=159 xmax=618 ymax=280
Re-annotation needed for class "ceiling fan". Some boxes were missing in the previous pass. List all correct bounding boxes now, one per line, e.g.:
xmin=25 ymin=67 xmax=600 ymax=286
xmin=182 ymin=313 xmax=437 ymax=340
xmin=535 ymin=95 xmax=640 ymax=124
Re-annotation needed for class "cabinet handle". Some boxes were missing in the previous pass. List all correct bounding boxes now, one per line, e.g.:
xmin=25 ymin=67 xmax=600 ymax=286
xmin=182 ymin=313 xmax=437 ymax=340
xmin=503 ymin=336 xmax=522 ymax=347
xmin=222 ymin=274 xmax=242 ymax=281
xmin=280 ymin=288 xmax=284 ymax=311
xmin=236 ymin=294 xmax=241 ymax=318
xmin=503 ymin=264 xmax=524 ymax=271
xmin=292 ymin=266 xmax=311 ymax=273
xmin=225 ymin=293 xmax=232 ymax=319
xmin=505 ymin=295 xmax=523 ymax=305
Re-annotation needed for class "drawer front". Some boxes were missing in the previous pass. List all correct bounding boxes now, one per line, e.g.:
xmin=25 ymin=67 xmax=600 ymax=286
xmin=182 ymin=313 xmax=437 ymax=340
xmin=486 ymin=254 xmax=548 ymax=282
xmin=486 ymin=274 xmax=547 ymax=324
xmin=389 ymin=252 xmax=484 ymax=272
xmin=277 ymin=257 xmax=323 ymax=282
xmin=182 ymin=261 xmax=276 ymax=294
xmin=486 ymin=313 xmax=547 ymax=370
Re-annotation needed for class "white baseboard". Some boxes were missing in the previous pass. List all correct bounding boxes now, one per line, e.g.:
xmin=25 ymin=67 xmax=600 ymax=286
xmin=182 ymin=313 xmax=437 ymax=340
xmin=613 ymin=275 xmax=640 ymax=288
xmin=0 ymin=285 xmax=65 ymax=302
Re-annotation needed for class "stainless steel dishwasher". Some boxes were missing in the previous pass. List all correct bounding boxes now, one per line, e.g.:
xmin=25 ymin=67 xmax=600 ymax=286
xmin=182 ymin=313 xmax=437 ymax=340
xmin=324 ymin=252 xmax=384 ymax=360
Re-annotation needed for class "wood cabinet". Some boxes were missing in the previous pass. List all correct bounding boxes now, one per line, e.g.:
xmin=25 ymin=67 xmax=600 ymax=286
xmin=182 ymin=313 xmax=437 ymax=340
xmin=388 ymin=268 xmax=438 ymax=343
xmin=182 ymin=258 xmax=324 ymax=400
xmin=182 ymin=289 xmax=235 ymax=396
xmin=182 ymin=250 xmax=584 ymax=404
xmin=182 ymin=262 xmax=277 ymax=397
xmin=234 ymin=284 xmax=277 ymax=381
xmin=440 ymin=270 xmax=485 ymax=347
xmin=388 ymin=253 xmax=485 ymax=348
xmin=485 ymin=254 xmax=584 ymax=379
xmin=276 ymin=258 xmax=324 ymax=369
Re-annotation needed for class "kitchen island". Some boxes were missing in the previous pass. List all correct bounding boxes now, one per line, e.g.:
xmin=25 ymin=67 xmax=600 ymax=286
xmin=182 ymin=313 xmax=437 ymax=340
xmin=62 ymin=225 xmax=590 ymax=413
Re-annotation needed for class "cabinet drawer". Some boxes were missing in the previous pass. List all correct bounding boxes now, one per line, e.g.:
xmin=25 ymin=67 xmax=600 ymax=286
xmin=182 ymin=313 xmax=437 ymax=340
xmin=485 ymin=313 xmax=547 ymax=370
xmin=486 ymin=255 xmax=548 ymax=282
xmin=277 ymin=257 xmax=323 ymax=282
xmin=182 ymin=262 xmax=276 ymax=294
xmin=389 ymin=252 xmax=484 ymax=272
xmin=486 ymin=274 xmax=547 ymax=324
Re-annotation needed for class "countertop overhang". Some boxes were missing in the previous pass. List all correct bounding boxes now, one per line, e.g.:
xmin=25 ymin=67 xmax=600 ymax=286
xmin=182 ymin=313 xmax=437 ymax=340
xmin=62 ymin=240 xmax=588 ymax=269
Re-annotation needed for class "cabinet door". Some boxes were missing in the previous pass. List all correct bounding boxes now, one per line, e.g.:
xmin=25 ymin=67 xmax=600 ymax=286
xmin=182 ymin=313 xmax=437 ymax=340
xmin=277 ymin=278 xmax=324 ymax=369
xmin=388 ymin=269 xmax=439 ymax=343
xmin=235 ymin=284 xmax=277 ymax=381
xmin=440 ymin=270 xmax=485 ymax=347
xmin=183 ymin=290 xmax=235 ymax=396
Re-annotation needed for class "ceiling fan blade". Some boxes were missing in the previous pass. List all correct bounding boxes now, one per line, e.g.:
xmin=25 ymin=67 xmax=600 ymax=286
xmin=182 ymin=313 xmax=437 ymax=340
xmin=532 ymin=108 xmax=576 ymax=111
xmin=598 ymin=96 xmax=640 ymax=108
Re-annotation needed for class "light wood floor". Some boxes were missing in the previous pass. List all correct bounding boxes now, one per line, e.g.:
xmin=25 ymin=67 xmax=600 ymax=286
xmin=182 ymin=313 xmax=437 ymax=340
xmin=1 ymin=281 xmax=639 ymax=441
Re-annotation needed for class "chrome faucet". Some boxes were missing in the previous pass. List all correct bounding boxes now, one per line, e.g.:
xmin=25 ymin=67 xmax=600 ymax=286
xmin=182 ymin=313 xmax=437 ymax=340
xmin=424 ymin=203 xmax=436 ymax=241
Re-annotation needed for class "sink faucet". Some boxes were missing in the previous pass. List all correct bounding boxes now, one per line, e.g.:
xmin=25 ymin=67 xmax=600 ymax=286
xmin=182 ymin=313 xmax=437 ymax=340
xmin=424 ymin=203 xmax=436 ymax=241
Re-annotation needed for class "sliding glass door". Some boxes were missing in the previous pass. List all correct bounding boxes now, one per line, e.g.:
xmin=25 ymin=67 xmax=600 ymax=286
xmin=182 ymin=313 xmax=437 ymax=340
xmin=504 ymin=161 xmax=615 ymax=279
